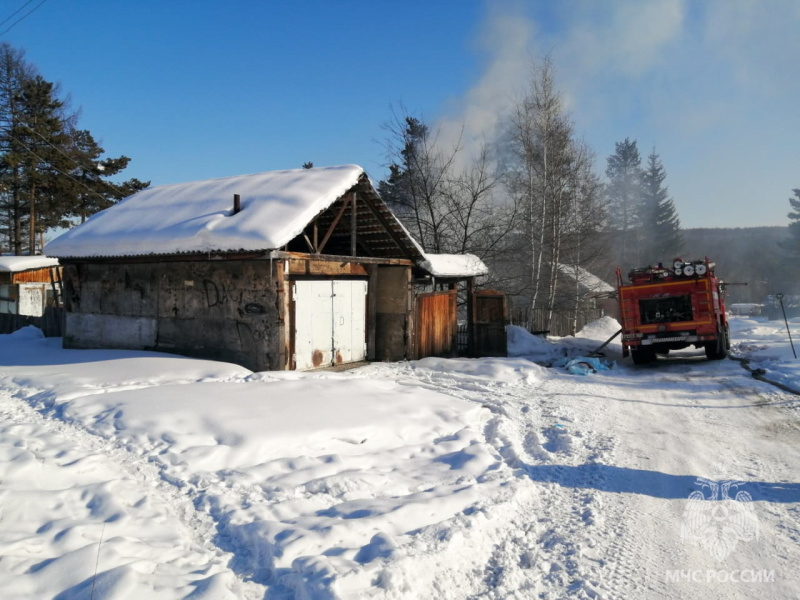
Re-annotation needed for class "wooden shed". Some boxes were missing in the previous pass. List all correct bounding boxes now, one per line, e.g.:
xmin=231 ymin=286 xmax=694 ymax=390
xmin=46 ymin=165 xmax=493 ymax=371
xmin=0 ymin=256 xmax=61 ymax=317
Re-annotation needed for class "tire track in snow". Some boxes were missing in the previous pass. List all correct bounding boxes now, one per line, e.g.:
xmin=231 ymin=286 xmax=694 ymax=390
xmin=404 ymin=366 xmax=622 ymax=598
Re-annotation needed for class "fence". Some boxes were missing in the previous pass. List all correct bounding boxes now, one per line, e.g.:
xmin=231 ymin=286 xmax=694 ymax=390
xmin=509 ymin=307 xmax=604 ymax=337
xmin=0 ymin=307 xmax=63 ymax=337
xmin=456 ymin=323 xmax=468 ymax=355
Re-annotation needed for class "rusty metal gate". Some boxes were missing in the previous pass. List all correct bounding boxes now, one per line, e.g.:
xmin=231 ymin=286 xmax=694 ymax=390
xmin=473 ymin=290 xmax=507 ymax=357
xmin=415 ymin=290 xmax=457 ymax=359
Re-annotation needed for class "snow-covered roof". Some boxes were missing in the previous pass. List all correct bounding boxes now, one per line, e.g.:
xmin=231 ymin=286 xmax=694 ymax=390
xmin=419 ymin=253 xmax=489 ymax=278
xmin=46 ymin=165 xmax=367 ymax=258
xmin=557 ymin=264 xmax=614 ymax=294
xmin=0 ymin=255 xmax=59 ymax=272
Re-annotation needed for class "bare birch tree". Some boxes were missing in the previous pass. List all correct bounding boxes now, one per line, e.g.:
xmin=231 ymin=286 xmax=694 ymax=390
xmin=505 ymin=57 xmax=606 ymax=332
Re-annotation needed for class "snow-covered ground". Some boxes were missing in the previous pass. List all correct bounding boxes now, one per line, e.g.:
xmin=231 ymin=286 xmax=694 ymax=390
xmin=0 ymin=316 xmax=798 ymax=599
xmin=729 ymin=314 xmax=800 ymax=394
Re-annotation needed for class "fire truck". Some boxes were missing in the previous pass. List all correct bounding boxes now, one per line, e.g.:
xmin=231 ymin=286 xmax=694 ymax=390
xmin=616 ymin=258 xmax=730 ymax=364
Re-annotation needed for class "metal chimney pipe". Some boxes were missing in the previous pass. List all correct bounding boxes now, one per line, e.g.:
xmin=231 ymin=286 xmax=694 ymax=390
xmin=233 ymin=194 xmax=241 ymax=215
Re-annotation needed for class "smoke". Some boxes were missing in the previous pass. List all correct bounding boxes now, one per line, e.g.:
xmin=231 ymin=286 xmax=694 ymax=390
xmin=431 ymin=0 xmax=800 ymax=227
xmin=434 ymin=0 xmax=686 ymax=167
xmin=434 ymin=2 xmax=534 ymax=171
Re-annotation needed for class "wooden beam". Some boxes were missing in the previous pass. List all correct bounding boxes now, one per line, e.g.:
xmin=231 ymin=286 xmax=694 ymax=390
xmin=360 ymin=194 xmax=415 ymax=259
xmin=275 ymin=259 xmax=290 ymax=370
xmin=48 ymin=267 xmax=59 ymax=307
xmin=351 ymin=192 xmax=357 ymax=257
xmin=302 ymin=233 xmax=315 ymax=253
xmin=367 ymin=264 xmax=377 ymax=360
xmin=317 ymin=194 xmax=351 ymax=254
xmin=467 ymin=277 xmax=476 ymax=357
xmin=270 ymin=250 xmax=413 ymax=266
xmin=313 ymin=219 xmax=318 ymax=251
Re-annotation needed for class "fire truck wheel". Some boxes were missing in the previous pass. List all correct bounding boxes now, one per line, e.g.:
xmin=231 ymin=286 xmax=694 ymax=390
xmin=705 ymin=325 xmax=728 ymax=360
xmin=656 ymin=348 xmax=670 ymax=356
xmin=631 ymin=347 xmax=656 ymax=365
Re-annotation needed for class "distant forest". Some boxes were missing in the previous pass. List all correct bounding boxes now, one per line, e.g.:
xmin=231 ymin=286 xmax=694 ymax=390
xmin=590 ymin=226 xmax=792 ymax=305
xmin=681 ymin=226 xmax=793 ymax=303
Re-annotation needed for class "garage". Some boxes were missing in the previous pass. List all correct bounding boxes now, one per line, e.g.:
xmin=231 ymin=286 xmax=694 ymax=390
xmin=48 ymin=165 xmax=491 ymax=372
xmin=293 ymin=279 xmax=368 ymax=369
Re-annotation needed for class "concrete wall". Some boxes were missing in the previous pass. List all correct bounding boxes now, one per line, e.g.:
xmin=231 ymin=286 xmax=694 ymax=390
xmin=62 ymin=260 xmax=281 ymax=372
xmin=374 ymin=265 xmax=411 ymax=361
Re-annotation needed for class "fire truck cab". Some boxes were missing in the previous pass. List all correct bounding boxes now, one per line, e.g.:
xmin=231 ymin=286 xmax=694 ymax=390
xmin=617 ymin=258 xmax=730 ymax=365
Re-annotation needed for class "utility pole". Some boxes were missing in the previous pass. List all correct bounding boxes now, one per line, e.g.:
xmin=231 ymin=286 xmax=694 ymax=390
xmin=776 ymin=293 xmax=797 ymax=359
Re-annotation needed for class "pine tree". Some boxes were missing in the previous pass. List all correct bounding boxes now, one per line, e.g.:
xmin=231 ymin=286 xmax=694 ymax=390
xmin=605 ymin=138 xmax=643 ymax=268
xmin=0 ymin=43 xmax=149 ymax=252
xmin=66 ymin=129 xmax=149 ymax=223
xmin=641 ymin=149 xmax=682 ymax=262
xmin=302 ymin=161 xmax=313 ymax=169
xmin=0 ymin=42 xmax=34 ymax=254
xmin=11 ymin=75 xmax=75 ymax=251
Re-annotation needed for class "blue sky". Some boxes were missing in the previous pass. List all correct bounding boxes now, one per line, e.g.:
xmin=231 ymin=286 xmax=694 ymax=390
xmin=4 ymin=0 xmax=799 ymax=228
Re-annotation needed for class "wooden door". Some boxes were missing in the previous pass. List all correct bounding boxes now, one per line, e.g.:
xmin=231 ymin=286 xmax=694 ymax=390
xmin=415 ymin=290 xmax=457 ymax=359
xmin=473 ymin=290 xmax=507 ymax=357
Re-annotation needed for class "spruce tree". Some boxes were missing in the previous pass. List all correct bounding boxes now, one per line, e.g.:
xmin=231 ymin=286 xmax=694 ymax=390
xmin=641 ymin=149 xmax=682 ymax=262
xmin=783 ymin=188 xmax=800 ymax=258
xmin=605 ymin=138 xmax=643 ymax=267
xmin=377 ymin=116 xmax=438 ymax=250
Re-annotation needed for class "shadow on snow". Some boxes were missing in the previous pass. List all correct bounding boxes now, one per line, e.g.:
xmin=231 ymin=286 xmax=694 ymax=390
xmin=524 ymin=463 xmax=800 ymax=503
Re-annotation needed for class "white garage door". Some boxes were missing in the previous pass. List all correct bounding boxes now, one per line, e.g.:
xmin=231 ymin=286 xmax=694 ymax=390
xmin=294 ymin=280 xmax=367 ymax=370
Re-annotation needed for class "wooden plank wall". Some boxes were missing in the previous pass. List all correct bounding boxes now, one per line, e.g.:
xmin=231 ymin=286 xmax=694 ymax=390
xmin=0 ymin=307 xmax=62 ymax=336
xmin=11 ymin=267 xmax=62 ymax=284
xmin=415 ymin=290 xmax=457 ymax=359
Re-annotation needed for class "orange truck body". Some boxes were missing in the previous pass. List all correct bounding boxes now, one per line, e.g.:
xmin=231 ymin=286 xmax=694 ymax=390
xmin=616 ymin=259 xmax=729 ymax=363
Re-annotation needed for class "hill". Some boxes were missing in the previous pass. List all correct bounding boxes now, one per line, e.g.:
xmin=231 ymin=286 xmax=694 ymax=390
xmin=681 ymin=226 xmax=793 ymax=303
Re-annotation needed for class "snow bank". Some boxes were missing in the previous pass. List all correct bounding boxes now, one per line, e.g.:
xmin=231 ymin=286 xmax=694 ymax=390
xmin=508 ymin=317 xmax=623 ymax=366
xmin=45 ymin=165 xmax=365 ymax=257
xmin=0 ymin=397 xmax=246 ymax=600
xmin=507 ymin=325 xmax=558 ymax=361
xmin=0 ymin=255 xmax=59 ymax=272
xmin=413 ymin=356 xmax=546 ymax=384
xmin=10 ymin=325 xmax=44 ymax=339
xmin=0 ymin=332 xmax=515 ymax=599
xmin=574 ymin=316 xmax=622 ymax=342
